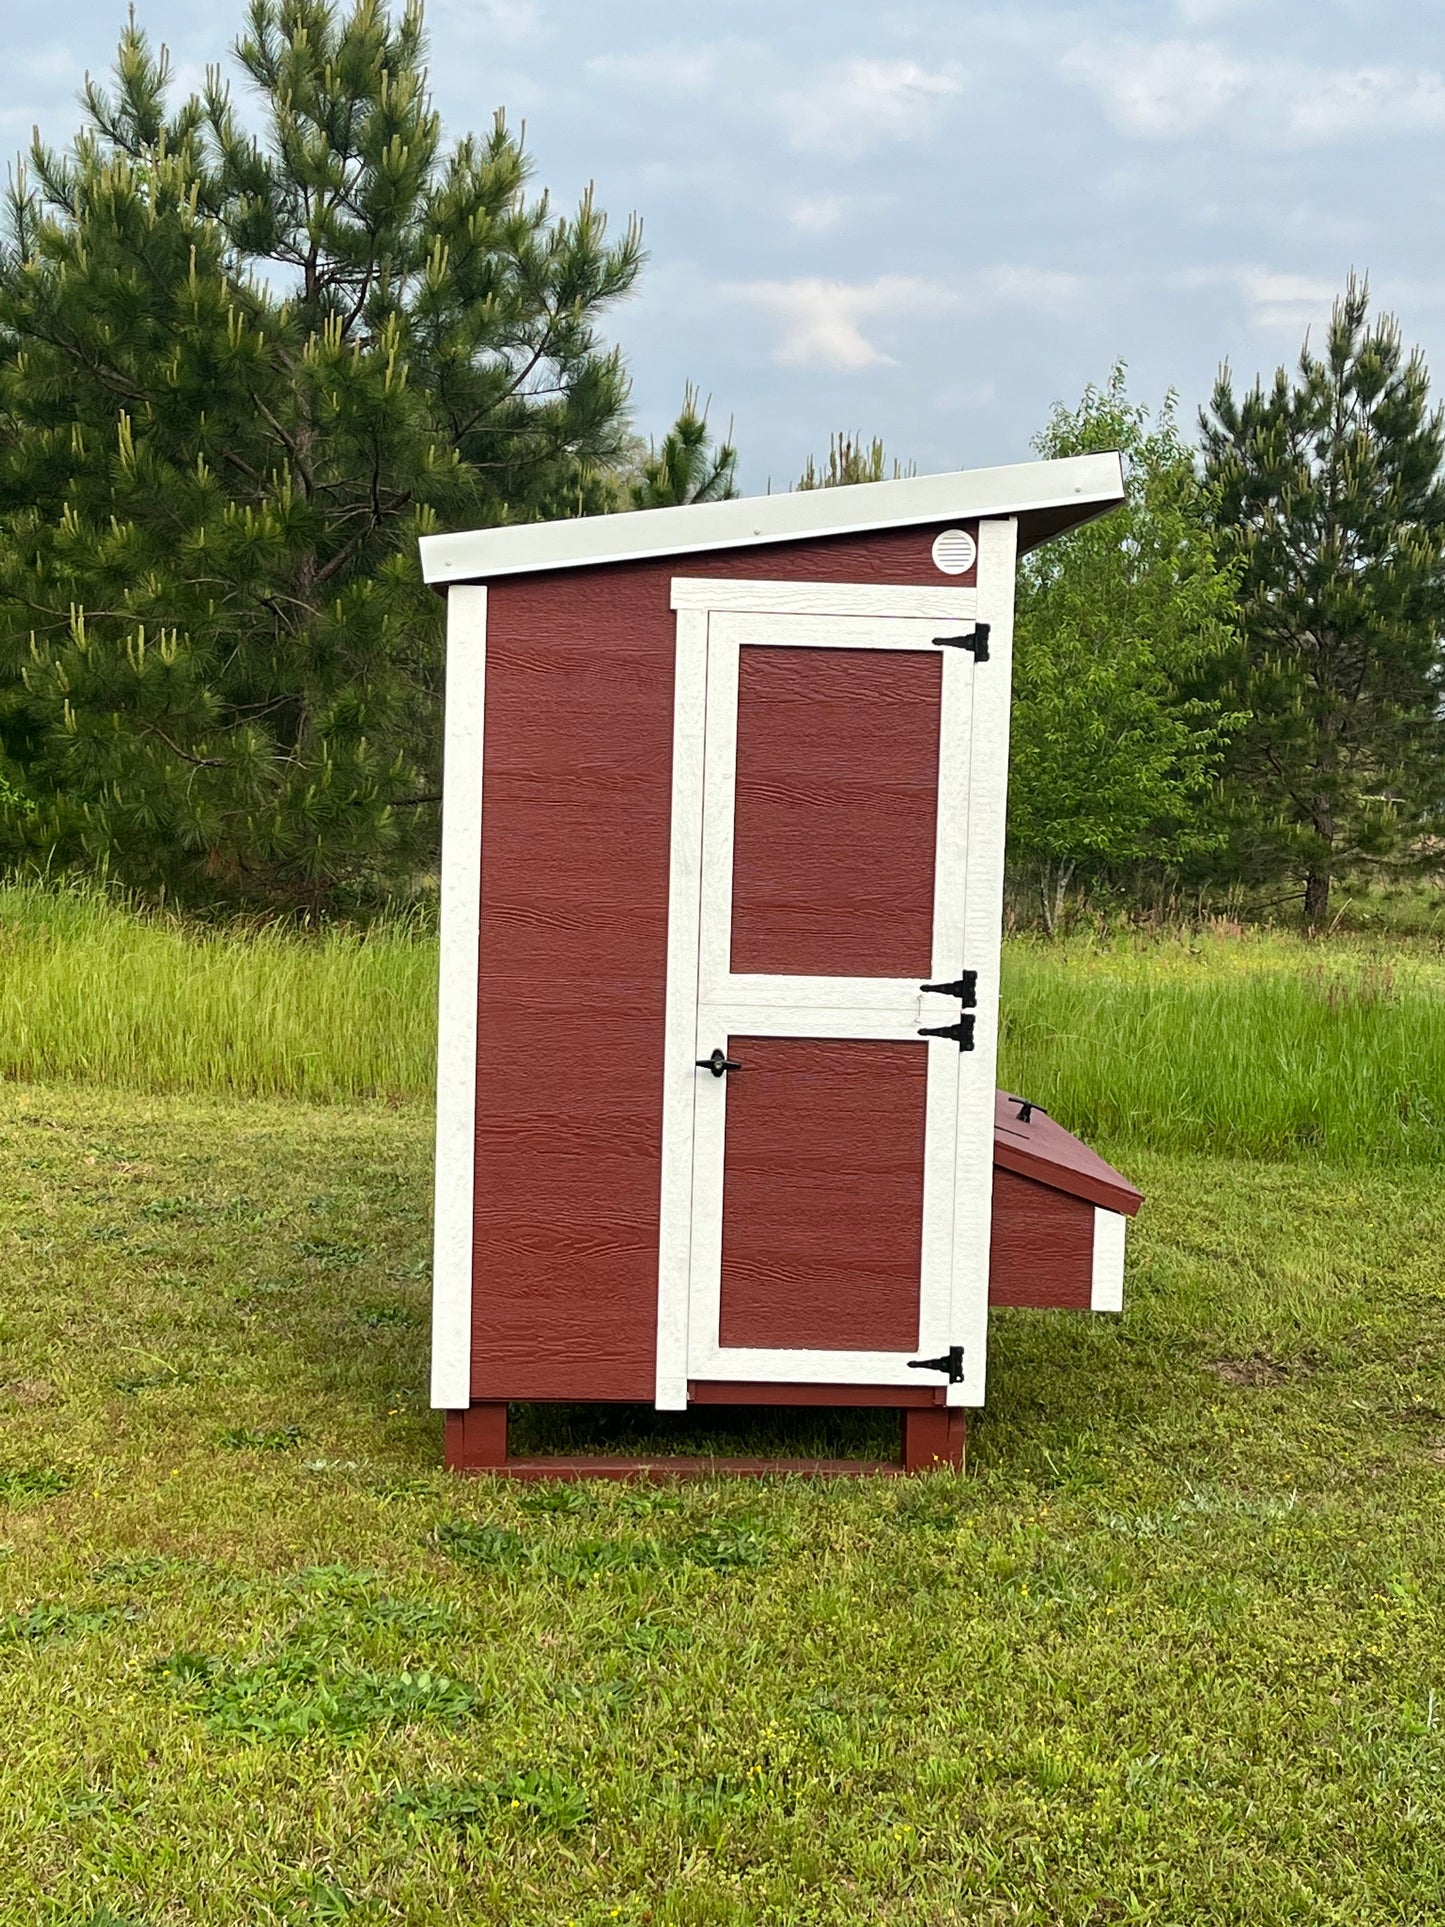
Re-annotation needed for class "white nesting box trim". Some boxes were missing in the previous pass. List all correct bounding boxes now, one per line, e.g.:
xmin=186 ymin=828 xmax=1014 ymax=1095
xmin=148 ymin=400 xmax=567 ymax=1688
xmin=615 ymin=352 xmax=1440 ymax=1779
xmin=1090 ymin=1208 xmax=1128 ymax=1313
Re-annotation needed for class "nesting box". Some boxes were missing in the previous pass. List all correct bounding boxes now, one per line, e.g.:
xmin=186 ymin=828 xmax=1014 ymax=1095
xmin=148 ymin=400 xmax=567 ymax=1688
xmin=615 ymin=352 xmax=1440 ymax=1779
xmin=420 ymin=455 xmax=1137 ymax=1476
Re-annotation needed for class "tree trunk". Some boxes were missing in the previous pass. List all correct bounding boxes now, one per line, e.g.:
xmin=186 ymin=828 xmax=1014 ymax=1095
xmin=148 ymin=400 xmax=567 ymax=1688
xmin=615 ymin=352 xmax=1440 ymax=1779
xmin=1303 ymin=866 xmax=1331 ymax=927
xmin=1039 ymin=859 xmax=1074 ymax=938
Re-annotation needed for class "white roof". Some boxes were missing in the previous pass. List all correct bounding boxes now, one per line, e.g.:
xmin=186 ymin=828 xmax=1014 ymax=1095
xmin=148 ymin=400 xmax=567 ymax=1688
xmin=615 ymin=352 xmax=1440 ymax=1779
xmin=419 ymin=451 xmax=1125 ymax=586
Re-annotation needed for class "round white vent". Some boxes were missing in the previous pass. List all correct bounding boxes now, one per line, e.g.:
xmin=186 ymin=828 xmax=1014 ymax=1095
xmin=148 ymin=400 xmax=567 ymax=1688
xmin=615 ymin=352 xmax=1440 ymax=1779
xmin=931 ymin=527 xmax=977 ymax=576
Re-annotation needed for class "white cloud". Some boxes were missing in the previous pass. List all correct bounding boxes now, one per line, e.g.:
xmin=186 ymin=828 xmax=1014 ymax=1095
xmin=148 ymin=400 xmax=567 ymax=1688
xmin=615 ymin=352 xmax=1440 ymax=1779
xmin=1062 ymin=39 xmax=1249 ymax=139
xmin=1063 ymin=38 xmax=1445 ymax=146
xmin=779 ymin=57 xmax=962 ymax=156
xmin=731 ymin=266 xmax=1087 ymax=371
xmin=585 ymin=45 xmax=719 ymax=92
xmin=474 ymin=0 xmax=546 ymax=43
xmin=731 ymin=275 xmax=962 ymax=371
xmin=785 ymin=191 xmax=895 ymax=235
xmin=1171 ymin=265 xmax=1337 ymax=332
xmin=787 ymin=194 xmax=851 ymax=235
xmin=1175 ymin=0 xmax=1260 ymax=22
xmin=979 ymin=265 xmax=1086 ymax=315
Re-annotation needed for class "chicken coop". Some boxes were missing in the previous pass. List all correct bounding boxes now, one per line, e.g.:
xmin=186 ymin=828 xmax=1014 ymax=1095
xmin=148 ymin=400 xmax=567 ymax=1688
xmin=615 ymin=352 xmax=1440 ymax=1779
xmin=419 ymin=454 xmax=1141 ymax=1476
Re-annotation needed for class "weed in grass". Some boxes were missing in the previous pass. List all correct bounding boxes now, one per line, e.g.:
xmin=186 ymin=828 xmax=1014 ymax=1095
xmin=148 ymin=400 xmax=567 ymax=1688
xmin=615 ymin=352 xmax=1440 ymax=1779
xmin=431 ymin=1518 xmax=770 ymax=1578
xmin=216 ymin=1424 xmax=306 ymax=1452
xmin=431 ymin=1521 xmax=526 ymax=1569
xmin=91 ymin=1557 xmax=171 ymax=1585
xmin=355 ymin=1303 xmax=413 ymax=1328
xmin=2 ymin=1604 xmax=121 ymax=1641
xmin=295 ymin=1239 xmax=368 ymax=1268
xmin=0 ymin=1465 xmax=71 ymax=1504
xmin=389 ymin=1768 xmax=591 ymax=1834
xmin=516 ymin=1482 xmax=596 ymax=1516
xmin=155 ymin=1650 xmax=481 ymax=1740
xmin=139 ymin=1196 xmax=205 ymax=1222
xmin=678 ymin=1522 xmax=772 ymax=1570
xmin=276 ymin=1878 xmax=380 ymax=1922
xmin=111 ymin=1368 xmax=190 ymax=1394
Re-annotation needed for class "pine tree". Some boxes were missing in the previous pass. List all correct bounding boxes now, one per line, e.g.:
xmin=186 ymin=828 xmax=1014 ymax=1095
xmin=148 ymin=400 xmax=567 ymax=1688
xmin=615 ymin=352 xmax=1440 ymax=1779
xmin=629 ymin=385 xmax=738 ymax=507
xmin=0 ymin=0 xmax=642 ymax=908
xmin=1011 ymin=366 xmax=1239 ymax=932
xmin=795 ymin=432 xmax=913 ymax=490
xmin=1201 ymin=277 xmax=1445 ymax=925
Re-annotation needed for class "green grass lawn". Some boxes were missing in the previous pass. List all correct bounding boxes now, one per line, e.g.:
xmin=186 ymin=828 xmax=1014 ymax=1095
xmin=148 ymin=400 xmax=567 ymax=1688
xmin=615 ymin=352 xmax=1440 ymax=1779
xmin=4 ymin=1080 xmax=1445 ymax=1923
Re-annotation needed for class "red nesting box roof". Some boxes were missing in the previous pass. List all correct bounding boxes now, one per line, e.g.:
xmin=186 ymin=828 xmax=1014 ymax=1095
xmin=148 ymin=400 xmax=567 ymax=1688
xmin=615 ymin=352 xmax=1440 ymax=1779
xmin=994 ymin=1092 xmax=1143 ymax=1216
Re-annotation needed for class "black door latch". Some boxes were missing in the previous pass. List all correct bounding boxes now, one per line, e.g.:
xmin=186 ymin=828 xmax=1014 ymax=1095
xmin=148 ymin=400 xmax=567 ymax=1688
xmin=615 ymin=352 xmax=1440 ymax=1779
xmin=921 ymin=970 xmax=977 ymax=1006
xmin=919 ymin=1015 xmax=975 ymax=1051
xmin=908 ymin=1344 xmax=964 ymax=1383
xmin=933 ymin=623 xmax=990 ymax=662
xmin=696 ymin=1048 xmax=741 ymax=1078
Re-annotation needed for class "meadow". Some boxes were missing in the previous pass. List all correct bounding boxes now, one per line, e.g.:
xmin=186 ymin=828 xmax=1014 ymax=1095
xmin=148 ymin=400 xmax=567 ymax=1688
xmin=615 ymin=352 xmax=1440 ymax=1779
xmin=1 ymin=885 xmax=1444 ymax=1923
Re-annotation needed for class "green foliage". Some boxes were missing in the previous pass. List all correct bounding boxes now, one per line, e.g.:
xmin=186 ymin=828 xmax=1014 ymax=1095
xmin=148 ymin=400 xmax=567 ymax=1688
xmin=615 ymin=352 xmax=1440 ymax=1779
xmin=0 ymin=0 xmax=641 ymax=908
xmin=629 ymin=384 xmax=738 ymax=506
xmin=1201 ymin=276 xmax=1445 ymax=923
xmin=1011 ymin=365 xmax=1240 ymax=930
xmin=795 ymin=431 xmax=914 ymax=489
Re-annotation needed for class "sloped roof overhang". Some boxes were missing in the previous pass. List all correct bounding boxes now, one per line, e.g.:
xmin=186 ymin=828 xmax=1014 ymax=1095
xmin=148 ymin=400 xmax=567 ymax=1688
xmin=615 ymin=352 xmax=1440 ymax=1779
xmin=418 ymin=450 xmax=1125 ymax=588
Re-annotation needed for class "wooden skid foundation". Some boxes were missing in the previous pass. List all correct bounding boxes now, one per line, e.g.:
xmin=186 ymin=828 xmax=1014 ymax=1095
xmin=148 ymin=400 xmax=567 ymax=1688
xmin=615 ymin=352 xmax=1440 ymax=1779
xmin=444 ymin=1403 xmax=966 ymax=1479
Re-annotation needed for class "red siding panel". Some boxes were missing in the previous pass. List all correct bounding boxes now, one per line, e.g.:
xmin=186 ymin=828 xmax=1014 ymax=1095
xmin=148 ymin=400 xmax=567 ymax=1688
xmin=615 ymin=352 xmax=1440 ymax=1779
xmin=470 ymin=523 xmax=975 ymax=1403
xmin=718 ymin=1037 xmax=928 ymax=1351
xmin=987 ymin=1168 xmax=1095 ymax=1309
xmin=730 ymin=647 xmax=941 ymax=979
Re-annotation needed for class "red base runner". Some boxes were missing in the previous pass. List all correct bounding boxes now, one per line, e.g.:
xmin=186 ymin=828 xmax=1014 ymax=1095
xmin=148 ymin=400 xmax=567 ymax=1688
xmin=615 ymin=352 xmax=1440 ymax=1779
xmin=444 ymin=1403 xmax=966 ymax=1479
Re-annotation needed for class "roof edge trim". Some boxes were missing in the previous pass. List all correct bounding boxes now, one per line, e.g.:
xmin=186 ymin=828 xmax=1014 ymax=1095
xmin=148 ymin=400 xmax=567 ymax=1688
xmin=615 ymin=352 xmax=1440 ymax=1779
xmin=419 ymin=451 xmax=1124 ymax=586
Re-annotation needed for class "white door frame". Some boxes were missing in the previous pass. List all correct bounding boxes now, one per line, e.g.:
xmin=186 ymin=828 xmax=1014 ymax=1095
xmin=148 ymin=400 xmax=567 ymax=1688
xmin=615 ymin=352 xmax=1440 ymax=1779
xmin=654 ymin=531 xmax=1019 ymax=1411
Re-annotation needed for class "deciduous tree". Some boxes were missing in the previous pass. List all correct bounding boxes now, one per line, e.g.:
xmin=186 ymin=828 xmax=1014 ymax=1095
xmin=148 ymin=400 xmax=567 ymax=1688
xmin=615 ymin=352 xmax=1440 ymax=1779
xmin=1011 ymin=367 xmax=1239 ymax=931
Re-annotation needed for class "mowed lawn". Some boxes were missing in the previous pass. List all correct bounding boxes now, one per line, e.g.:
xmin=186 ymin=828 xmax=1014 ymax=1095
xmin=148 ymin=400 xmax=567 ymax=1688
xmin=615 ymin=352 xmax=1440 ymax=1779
xmin=3 ymin=1081 xmax=1445 ymax=1923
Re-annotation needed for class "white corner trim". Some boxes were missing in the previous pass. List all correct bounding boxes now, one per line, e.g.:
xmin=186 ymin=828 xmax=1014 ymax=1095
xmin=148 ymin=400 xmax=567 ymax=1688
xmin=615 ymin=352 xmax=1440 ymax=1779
xmin=420 ymin=453 xmax=1125 ymax=585
xmin=654 ymin=607 xmax=710 ymax=1410
xmin=945 ymin=515 xmax=1020 ymax=1407
xmin=430 ymin=584 xmax=487 ymax=1410
xmin=670 ymin=578 xmax=978 ymax=618
xmin=1091 ymin=1208 xmax=1127 ymax=1313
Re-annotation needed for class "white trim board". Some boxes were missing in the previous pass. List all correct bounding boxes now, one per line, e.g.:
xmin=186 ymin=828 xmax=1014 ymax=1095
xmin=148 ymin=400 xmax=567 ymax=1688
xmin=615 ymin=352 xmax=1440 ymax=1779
xmin=671 ymin=580 xmax=978 ymax=619
xmin=1090 ymin=1209 xmax=1127 ymax=1313
xmin=420 ymin=453 xmax=1124 ymax=586
xmin=430 ymin=584 xmax=487 ymax=1411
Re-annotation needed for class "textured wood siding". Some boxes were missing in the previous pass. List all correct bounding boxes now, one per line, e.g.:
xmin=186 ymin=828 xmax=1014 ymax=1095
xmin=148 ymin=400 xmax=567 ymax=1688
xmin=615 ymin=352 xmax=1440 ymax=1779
xmin=717 ymin=1037 xmax=929 ymax=1351
xmin=469 ymin=525 xmax=975 ymax=1402
xmin=987 ymin=1167 xmax=1095 ymax=1309
xmin=730 ymin=647 xmax=941 ymax=978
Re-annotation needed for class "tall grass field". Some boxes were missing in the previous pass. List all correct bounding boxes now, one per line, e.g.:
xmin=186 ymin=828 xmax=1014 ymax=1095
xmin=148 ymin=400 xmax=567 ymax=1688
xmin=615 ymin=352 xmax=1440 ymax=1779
xmin=0 ymin=883 xmax=1440 ymax=1160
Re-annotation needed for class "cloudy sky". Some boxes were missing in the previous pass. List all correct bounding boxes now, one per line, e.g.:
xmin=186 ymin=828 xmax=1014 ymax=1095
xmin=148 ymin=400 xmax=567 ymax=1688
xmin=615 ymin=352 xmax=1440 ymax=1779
xmin=4 ymin=0 xmax=1442 ymax=489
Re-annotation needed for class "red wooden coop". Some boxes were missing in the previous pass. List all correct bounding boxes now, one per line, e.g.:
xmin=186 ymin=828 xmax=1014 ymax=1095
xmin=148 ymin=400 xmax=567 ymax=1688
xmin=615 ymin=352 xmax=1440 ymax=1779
xmin=420 ymin=455 xmax=1142 ymax=1476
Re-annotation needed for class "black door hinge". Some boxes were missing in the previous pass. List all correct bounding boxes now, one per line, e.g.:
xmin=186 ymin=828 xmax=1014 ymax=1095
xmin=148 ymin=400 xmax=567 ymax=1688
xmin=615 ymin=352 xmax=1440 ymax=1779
xmin=921 ymin=970 xmax=977 ymax=1007
xmin=908 ymin=1344 xmax=964 ymax=1383
xmin=933 ymin=623 xmax=990 ymax=662
xmin=919 ymin=1015 xmax=975 ymax=1051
